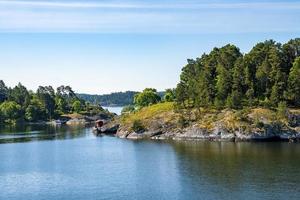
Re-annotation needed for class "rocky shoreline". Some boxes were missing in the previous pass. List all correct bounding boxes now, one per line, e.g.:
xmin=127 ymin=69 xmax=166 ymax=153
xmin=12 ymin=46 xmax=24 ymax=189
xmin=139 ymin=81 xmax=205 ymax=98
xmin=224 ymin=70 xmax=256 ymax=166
xmin=101 ymin=106 xmax=300 ymax=142
xmin=115 ymin=125 xmax=300 ymax=142
xmin=13 ymin=112 xmax=115 ymax=127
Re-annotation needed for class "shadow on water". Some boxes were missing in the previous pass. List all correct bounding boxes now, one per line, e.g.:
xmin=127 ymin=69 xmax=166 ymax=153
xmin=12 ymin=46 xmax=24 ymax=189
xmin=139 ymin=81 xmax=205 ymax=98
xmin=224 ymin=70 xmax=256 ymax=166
xmin=0 ymin=124 xmax=91 ymax=144
xmin=168 ymin=140 xmax=300 ymax=199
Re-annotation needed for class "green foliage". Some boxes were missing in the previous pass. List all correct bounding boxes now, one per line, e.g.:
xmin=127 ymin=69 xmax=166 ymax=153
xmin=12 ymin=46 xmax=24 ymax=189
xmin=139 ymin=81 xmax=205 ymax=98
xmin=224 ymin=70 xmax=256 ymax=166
xmin=259 ymin=97 xmax=272 ymax=108
xmin=8 ymin=83 xmax=31 ymax=109
xmin=177 ymin=115 xmax=188 ymax=128
xmin=0 ymin=80 xmax=8 ymax=103
xmin=134 ymin=88 xmax=161 ymax=108
xmin=78 ymin=91 xmax=139 ymax=106
xmin=255 ymin=120 xmax=265 ymax=129
xmin=72 ymin=100 xmax=82 ymax=113
xmin=121 ymin=105 xmax=135 ymax=115
xmin=121 ymin=102 xmax=174 ymax=128
xmin=25 ymin=96 xmax=46 ymax=121
xmin=215 ymin=45 xmax=242 ymax=106
xmin=234 ymin=109 xmax=250 ymax=122
xmin=282 ymin=38 xmax=300 ymax=74
xmin=55 ymin=96 xmax=68 ymax=114
xmin=175 ymin=39 xmax=300 ymax=110
xmin=131 ymin=120 xmax=145 ymax=133
xmin=0 ymin=101 xmax=22 ymax=123
xmin=84 ymin=103 xmax=104 ymax=116
xmin=163 ymin=89 xmax=176 ymax=102
xmin=37 ymin=86 xmax=56 ymax=119
xmin=287 ymin=57 xmax=300 ymax=106
xmin=277 ymin=101 xmax=288 ymax=120
xmin=0 ymin=111 xmax=3 ymax=124
xmin=0 ymin=81 xmax=104 ymax=123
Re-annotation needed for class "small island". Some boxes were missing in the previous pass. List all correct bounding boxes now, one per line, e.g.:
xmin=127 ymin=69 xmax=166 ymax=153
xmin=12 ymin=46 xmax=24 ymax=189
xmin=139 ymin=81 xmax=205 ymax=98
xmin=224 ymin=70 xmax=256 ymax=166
xmin=113 ymin=38 xmax=300 ymax=142
xmin=0 ymin=84 xmax=114 ymax=125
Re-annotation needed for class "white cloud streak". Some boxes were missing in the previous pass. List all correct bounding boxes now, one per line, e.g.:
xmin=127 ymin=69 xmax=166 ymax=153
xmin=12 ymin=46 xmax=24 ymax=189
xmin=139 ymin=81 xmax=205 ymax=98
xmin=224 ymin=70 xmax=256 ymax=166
xmin=0 ymin=0 xmax=300 ymax=10
xmin=0 ymin=0 xmax=299 ymax=33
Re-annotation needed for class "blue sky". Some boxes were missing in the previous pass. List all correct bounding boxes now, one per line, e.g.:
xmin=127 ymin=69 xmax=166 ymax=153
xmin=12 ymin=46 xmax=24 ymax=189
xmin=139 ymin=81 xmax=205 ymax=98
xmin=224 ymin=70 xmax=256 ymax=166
xmin=0 ymin=0 xmax=299 ymax=94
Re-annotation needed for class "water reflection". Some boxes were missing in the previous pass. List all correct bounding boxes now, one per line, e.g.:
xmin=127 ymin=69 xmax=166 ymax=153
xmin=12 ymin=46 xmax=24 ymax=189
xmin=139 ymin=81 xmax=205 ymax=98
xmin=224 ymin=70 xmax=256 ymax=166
xmin=170 ymin=141 xmax=300 ymax=199
xmin=0 ymin=132 xmax=299 ymax=200
xmin=0 ymin=124 xmax=91 ymax=144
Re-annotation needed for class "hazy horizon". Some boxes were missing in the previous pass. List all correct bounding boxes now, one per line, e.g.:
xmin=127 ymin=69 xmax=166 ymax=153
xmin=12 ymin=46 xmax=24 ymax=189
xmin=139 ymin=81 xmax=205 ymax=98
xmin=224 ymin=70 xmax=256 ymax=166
xmin=1 ymin=0 xmax=300 ymax=94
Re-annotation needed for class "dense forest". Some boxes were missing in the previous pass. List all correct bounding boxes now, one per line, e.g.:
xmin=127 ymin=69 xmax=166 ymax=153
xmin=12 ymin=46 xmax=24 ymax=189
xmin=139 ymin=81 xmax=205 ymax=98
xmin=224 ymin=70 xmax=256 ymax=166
xmin=175 ymin=38 xmax=300 ymax=110
xmin=78 ymin=91 xmax=165 ymax=107
xmin=78 ymin=91 xmax=138 ymax=106
xmin=0 ymin=82 xmax=103 ymax=124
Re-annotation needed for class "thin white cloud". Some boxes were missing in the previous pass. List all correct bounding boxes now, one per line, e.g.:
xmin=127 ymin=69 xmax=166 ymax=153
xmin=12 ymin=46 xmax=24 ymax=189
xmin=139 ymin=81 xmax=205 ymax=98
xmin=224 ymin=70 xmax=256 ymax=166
xmin=0 ymin=0 xmax=300 ymax=10
xmin=0 ymin=0 xmax=142 ymax=8
xmin=0 ymin=0 xmax=299 ymax=33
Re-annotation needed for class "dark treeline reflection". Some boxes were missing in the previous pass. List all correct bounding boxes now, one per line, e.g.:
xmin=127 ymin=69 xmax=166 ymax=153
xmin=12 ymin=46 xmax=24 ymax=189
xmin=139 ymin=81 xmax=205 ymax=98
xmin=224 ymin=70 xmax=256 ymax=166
xmin=170 ymin=141 xmax=300 ymax=199
xmin=0 ymin=124 xmax=90 ymax=144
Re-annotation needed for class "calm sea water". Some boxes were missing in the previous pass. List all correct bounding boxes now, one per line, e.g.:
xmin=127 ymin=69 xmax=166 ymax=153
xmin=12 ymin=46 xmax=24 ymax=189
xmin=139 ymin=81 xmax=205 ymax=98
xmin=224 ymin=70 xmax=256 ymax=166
xmin=0 ymin=125 xmax=300 ymax=200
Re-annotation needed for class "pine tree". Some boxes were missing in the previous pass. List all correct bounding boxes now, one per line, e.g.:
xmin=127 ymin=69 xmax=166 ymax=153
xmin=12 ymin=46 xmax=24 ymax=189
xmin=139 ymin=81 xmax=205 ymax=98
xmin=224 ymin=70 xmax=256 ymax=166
xmin=287 ymin=57 xmax=300 ymax=106
xmin=175 ymin=39 xmax=300 ymax=110
xmin=228 ymin=58 xmax=245 ymax=108
xmin=282 ymin=38 xmax=300 ymax=73
xmin=0 ymin=80 xmax=8 ymax=103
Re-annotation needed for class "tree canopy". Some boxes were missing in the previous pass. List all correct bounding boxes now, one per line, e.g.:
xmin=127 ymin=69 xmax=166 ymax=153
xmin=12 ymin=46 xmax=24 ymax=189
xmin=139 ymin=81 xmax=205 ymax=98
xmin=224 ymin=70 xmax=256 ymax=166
xmin=176 ymin=38 xmax=300 ymax=109
xmin=134 ymin=88 xmax=161 ymax=108
xmin=0 ymin=82 xmax=103 ymax=124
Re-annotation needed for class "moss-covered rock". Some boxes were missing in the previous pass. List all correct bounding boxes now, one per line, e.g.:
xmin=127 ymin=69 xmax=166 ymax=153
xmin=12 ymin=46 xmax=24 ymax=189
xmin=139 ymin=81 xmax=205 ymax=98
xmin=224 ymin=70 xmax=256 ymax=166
xmin=117 ymin=103 xmax=300 ymax=142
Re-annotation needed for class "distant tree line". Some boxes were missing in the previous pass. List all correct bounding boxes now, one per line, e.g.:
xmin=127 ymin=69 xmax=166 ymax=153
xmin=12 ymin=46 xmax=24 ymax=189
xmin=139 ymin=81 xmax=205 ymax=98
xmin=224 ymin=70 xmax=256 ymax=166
xmin=0 ymin=82 xmax=103 ymax=124
xmin=78 ymin=91 xmax=139 ymax=107
xmin=78 ymin=91 xmax=166 ymax=107
xmin=175 ymin=38 xmax=300 ymax=110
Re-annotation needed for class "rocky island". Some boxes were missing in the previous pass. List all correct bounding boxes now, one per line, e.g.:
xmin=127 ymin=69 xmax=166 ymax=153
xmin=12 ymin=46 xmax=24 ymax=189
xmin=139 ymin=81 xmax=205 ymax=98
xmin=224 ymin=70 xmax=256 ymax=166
xmin=110 ymin=102 xmax=300 ymax=142
xmin=104 ymin=39 xmax=300 ymax=142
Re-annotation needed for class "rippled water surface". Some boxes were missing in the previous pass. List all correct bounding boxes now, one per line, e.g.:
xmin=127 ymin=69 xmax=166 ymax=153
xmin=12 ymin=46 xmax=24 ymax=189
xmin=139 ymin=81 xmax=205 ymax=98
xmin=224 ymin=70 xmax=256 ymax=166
xmin=0 ymin=125 xmax=299 ymax=200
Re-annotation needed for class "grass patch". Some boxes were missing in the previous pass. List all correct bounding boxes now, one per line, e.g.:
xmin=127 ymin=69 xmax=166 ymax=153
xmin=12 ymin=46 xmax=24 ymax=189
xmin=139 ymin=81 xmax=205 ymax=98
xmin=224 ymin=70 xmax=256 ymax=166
xmin=131 ymin=120 xmax=146 ymax=133
xmin=122 ymin=102 xmax=174 ymax=122
xmin=120 ymin=103 xmax=300 ymax=134
xmin=121 ymin=102 xmax=176 ymax=129
xmin=249 ymin=108 xmax=277 ymax=123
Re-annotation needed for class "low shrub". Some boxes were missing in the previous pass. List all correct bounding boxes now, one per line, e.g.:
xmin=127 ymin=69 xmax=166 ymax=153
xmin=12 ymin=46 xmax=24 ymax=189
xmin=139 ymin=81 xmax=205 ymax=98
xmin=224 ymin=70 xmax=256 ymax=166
xmin=131 ymin=120 xmax=146 ymax=133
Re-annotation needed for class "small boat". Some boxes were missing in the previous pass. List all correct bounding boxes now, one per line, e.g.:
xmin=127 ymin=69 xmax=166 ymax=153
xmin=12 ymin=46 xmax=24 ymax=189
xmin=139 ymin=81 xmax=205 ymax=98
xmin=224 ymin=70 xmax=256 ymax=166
xmin=93 ymin=120 xmax=104 ymax=136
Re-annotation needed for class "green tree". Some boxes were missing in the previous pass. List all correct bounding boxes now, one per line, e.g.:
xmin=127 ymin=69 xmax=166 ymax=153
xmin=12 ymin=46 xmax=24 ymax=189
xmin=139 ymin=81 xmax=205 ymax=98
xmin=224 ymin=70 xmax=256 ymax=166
xmin=270 ymin=70 xmax=286 ymax=106
xmin=215 ymin=45 xmax=242 ymax=107
xmin=287 ymin=57 xmax=300 ymax=106
xmin=55 ymin=96 xmax=68 ymax=114
xmin=163 ymin=89 xmax=176 ymax=102
xmin=0 ymin=111 xmax=3 ymax=124
xmin=255 ymin=58 xmax=272 ymax=98
xmin=72 ymin=100 xmax=82 ymax=113
xmin=25 ymin=96 xmax=46 ymax=121
xmin=37 ymin=86 xmax=56 ymax=120
xmin=193 ymin=54 xmax=216 ymax=108
xmin=228 ymin=58 xmax=245 ymax=108
xmin=8 ymin=82 xmax=31 ymax=109
xmin=175 ymin=82 xmax=189 ymax=109
xmin=176 ymin=59 xmax=199 ymax=108
xmin=134 ymin=88 xmax=161 ymax=108
xmin=277 ymin=101 xmax=288 ymax=120
xmin=0 ymin=101 xmax=22 ymax=123
xmin=0 ymin=80 xmax=8 ymax=103
xmin=282 ymin=38 xmax=300 ymax=73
